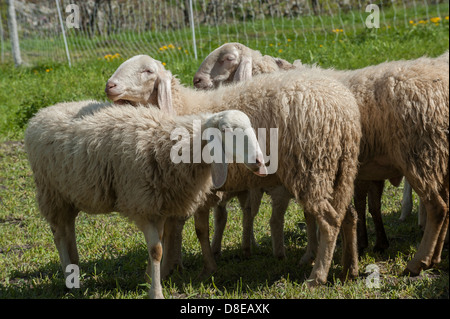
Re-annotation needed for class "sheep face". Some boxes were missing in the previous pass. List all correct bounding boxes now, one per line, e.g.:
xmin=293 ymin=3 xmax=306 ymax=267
xmin=205 ymin=110 xmax=268 ymax=188
xmin=105 ymin=55 xmax=174 ymax=114
xmin=193 ymin=43 xmax=252 ymax=90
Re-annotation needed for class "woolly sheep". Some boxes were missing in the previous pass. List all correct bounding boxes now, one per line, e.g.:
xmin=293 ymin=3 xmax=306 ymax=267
xmin=195 ymin=43 xmax=449 ymax=275
xmin=25 ymin=101 xmax=267 ymax=299
xmin=193 ymin=43 xmax=295 ymax=260
xmin=105 ymin=54 xmax=362 ymax=286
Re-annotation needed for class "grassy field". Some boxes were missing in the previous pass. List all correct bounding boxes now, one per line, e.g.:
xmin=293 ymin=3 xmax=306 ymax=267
xmin=0 ymin=4 xmax=449 ymax=299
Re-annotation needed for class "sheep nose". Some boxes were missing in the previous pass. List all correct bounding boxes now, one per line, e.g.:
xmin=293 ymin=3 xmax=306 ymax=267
xmin=193 ymin=76 xmax=202 ymax=86
xmin=105 ymin=81 xmax=117 ymax=91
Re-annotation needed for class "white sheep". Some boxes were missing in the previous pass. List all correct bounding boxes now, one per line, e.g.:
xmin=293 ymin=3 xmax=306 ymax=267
xmin=25 ymin=100 xmax=267 ymax=299
xmin=105 ymin=54 xmax=363 ymax=286
xmin=193 ymin=43 xmax=297 ymax=260
xmin=193 ymin=43 xmax=449 ymax=275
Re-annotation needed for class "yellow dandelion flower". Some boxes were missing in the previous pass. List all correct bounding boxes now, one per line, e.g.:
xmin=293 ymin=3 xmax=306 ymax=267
xmin=178 ymin=47 xmax=182 ymax=50
xmin=287 ymin=38 xmax=292 ymax=42
xmin=269 ymin=43 xmax=273 ymax=46
xmin=319 ymin=44 xmax=323 ymax=47
xmin=430 ymin=17 xmax=441 ymax=23
xmin=278 ymin=49 xmax=283 ymax=53
xmin=340 ymin=29 xmax=343 ymax=32
xmin=162 ymin=62 xmax=166 ymax=66
xmin=409 ymin=20 xmax=414 ymax=24
xmin=46 ymin=69 xmax=50 ymax=72
xmin=418 ymin=20 xmax=427 ymax=24
xmin=445 ymin=16 xmax=449 ymax=20
xmin=168 ymin=44 xmax=175 ymax=49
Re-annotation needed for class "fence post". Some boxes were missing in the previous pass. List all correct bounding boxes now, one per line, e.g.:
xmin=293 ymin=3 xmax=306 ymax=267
xmin=7 ymin=0 xmax=22 ymax=66
xmin=188 ymin=0 xmax=198 ymax=60
xmin=0 ymin=12 xmax=4 ymax=63
xmin=55 ymin=0 xmax=72 ymax=67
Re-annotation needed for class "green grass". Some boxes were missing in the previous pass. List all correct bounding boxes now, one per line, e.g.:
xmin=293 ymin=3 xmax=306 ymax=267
xmin=0 ymin=4 xmax=449 ymax=299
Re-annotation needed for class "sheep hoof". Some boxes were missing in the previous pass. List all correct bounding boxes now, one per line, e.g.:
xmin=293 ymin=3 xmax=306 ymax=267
xmin=404 ymin=260 xmax=428 ymax=277
xmin=305 ymin=278 xmax=322 ymax=289
xmin=149 ymin=291 xmax=165 ymax=299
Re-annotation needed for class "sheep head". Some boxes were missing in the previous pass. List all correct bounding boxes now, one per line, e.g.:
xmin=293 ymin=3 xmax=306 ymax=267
xmin=193 ymin=43 xmax=254 ymax=90
xmin=204 ymin=110 xmax=267 ymax=188
xmin=193 ymin=42 xmax=295 ymax=89
xmin=105 ymin=55 xmax=175 ymax=115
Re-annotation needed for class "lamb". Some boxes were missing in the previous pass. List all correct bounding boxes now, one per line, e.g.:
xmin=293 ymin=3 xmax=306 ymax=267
xmin=105 ymin=54 xmax=363 ymax=286
xmin=194 ymin=43 xmax=449 ymax=276
xmin=24 ymin=100 xmax=267 ymax=299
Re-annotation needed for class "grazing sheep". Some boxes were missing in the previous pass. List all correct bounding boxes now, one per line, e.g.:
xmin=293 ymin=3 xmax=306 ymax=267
xmin=194 ymin=43 xmax=449 ymax=275
xmin=25 ymin=100 xmax=267 ymax=299
xmin=106 ymin=54 xmax=362 ymax=286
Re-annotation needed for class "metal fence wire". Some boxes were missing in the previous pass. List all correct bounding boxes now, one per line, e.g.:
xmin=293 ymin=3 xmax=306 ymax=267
xmin=0 ymin=0 xmax=448 ymax=66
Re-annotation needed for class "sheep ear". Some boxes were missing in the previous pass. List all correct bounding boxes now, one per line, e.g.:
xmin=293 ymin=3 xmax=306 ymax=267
xmin=211 ymin=161 xmax=228 ymax=189
xmin=205 ymin=131 xmax=228 ymax=189
xmin=233 ymin=55 xmax=252 ymax=81
xmin=157 ymin=71 xmax=175 ymax=115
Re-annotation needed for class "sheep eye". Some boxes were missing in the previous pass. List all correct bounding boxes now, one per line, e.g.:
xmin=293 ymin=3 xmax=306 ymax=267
xmin=143 ymin=69 xmax=153 ymax=74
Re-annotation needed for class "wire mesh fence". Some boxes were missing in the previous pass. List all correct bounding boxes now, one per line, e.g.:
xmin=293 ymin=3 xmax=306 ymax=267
xmin=0 ymin=0 xmax=449 ymax=66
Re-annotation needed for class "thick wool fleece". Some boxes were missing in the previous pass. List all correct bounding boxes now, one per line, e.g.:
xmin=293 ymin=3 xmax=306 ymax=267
xmin=25 ymin=101 xmax=214 ymax=228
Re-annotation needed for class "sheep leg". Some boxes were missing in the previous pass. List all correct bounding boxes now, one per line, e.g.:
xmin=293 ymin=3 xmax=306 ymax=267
xmin=211 ymin=203 xmax=228 ymax=258
xmin=340 ymin=205 xmax=359 ymax=280
xmin=268 ymin=186 xmax=292 ymax=259
xmin=431 ymin=186 xmax=449 ymax=264
xmin=418 ymin=199 xmax=427 ymax=231
xmin=399 ymin=178 xmax=413 ymax=221
xmin=354 ymin=180 xmax=370 ymax=254
xmin=307 ymin=200 xmax=342 ymax=286
xmin=240 ymin=189 xmax=262 ymax=258
xmin=405 ymin=191 xmax=448 ymax=275
xmin=299 ymin=211 xmax=319 ymax=265
xmin=49 ymin=206 xmax=79 ymax=277
xmin=161 ymin=216 xmax=185 ymax=279
xmin=368 ymin=180 xmax=389 ymax=253
xmin=142 ymin=217 xmax=166 ymax=299
xmin=194 ymin=206 xmax=217 ymax=279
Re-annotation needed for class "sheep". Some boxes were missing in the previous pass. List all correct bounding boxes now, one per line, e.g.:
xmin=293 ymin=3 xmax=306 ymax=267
xmin=399 ymin=50 xmax=449 ymax=224
xmin=24 ymin=100 xmax=267 ymax=299
xmin=194 ymin=43 xmax=449 ymax=275
xmin=105 ymin=54 xmax=363 ymax=286
xmin=193 ymin=43 xmax=295 ymax=260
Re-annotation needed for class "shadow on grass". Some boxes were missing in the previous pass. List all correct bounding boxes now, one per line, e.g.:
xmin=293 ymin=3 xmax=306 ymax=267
xmin=1 ymin=230 xmax=316 ymax=298
xmin=1 ymin=213 xmax=448 ymax=298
